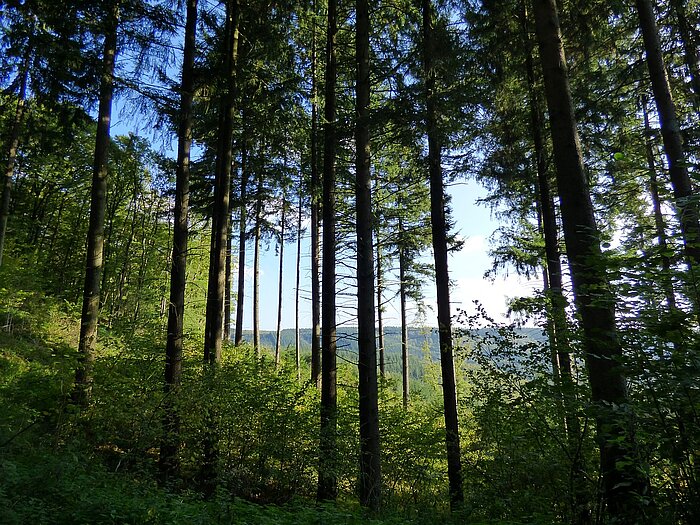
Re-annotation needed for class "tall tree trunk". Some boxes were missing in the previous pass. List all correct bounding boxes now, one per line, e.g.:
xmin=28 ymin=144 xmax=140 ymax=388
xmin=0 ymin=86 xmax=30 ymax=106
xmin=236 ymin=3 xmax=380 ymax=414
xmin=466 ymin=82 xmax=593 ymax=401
xmin=317 ymin=0 xmax=338 ymax=503
xmin=201 ymin=0 xmax=239 ymax=498
xmin=224 ymin=207 xmax=233 ymax=341
xmin=253 ymin=172 xmax=262 ymax=356
xmin=532 ymin=0 xmax=651 ymax=520
xmin=234 ymin=144 xmax=248 ymax=345
xmin=636 ymin=0 xmax=700 ymax=302
xmin=159 ymin=0 xmax=198 ymax=483
xmin=310 ymin=0 xmax=322 ymax=387
xmin=355 ymin=0 xmax=381 ymax=510
xmin=275 ymin=194 xmax=286 ymax=366
xmin=398 ymin=219 xmax=409 ymax=410
xmin=522 ymin=4 xmax=586 ymax=519
xmin=669 ymin=0 xmax=700 ymax=108
xmin=0 ymin=45 xmax=30 ymax=267
xmin=421 ymin=0 xmax=463 ymax=509
xmin=376 ymin=241 xmax=386 ymax=378
xmin=642 ymin=96 xmax=677 ymax=310
xmin=204 ymin=0 xmax=240 ymax=364
xmin=73 ymin=1 xmax=119 ymax=405
xmin=295 ymin=177 xmax=303 ymax=380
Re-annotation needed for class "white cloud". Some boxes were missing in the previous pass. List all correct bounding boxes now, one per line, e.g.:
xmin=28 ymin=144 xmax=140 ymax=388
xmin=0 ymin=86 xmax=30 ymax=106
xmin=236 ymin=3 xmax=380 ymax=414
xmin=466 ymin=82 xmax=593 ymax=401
xmin=459 ymin=235 xmax=486 ymax=254
xmin=451 ymin=274 xmax=541 ymax=324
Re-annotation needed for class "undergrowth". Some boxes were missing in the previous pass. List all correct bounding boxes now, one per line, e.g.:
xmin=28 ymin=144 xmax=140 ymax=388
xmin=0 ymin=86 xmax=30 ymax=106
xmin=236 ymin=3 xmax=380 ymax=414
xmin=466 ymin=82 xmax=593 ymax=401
xmin=0 ymin=256 xmax=554 ymax=524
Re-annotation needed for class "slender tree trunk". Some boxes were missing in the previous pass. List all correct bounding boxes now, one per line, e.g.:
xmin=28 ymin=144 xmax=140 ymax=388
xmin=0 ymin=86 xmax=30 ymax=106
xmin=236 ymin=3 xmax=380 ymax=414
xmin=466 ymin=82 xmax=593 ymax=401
xmin=636 ymin=0 xmax=700 ymax=302
xmin=295 ymin=178 xmax=303 ymax=380
xmin=522 ymin=5 xmax=587 ymax=519
xmin=132 ymin=196 xmax=161 ymax=326
xmin=201 ymin=0 xmax=239 ymax=499
xmin=399 ymin=219 xmax=409 ymax=410
xmin=398 ymin=219 xmax=410 ymax=410
xmin=114 ymin=205 xmax=137 ymax=321
xmin=73 ymin=2 xmax=119 ymax=405
xmin=355 ymin=0 xmax=381 ymax=510
xmin=234 ymin=145 xmax=248 ymax=345
xmin=47 ymin=194 xmax=67 ymax=255
xmin=0 ymin=45 xmax=30 ymax=267
xmin=376 ymin=241 xmax=386 ymax=378
xmin=421 ymin=0 xmax=463 ymax=509
xmin=522 ymin=0 xmax=573 ymax=391
xmin=204 ymin=0 xmax=240 ymax=364
xmin=275 ymin=194 xmax=286 ymax=366
xmin=532 ymin=0 xmax=651 ymax=521
xmin=253 ymin=172 xmax=262 ymax=356
xmin=642 ymin=96 xmax=677 ymax=310
xmin=159 ymin=0 xmax=198 ymax=484
xmin=100 ymin=183 xmax=123 ymax=309
xmin=669 ymin=0 xmax=700 ymax=108
xmin=317 ymin=0 xmax=338 ymax=503
xmin=310 ymin=0 xmax=322 ymax=387
xmin=224 ymin=207 xmax=233 ymax=341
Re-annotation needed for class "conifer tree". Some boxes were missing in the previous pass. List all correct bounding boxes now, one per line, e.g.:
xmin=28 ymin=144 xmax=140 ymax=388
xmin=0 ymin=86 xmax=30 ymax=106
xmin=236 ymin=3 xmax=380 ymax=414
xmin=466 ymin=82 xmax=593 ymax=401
xmin=203 ymin=0 xmax=240 ymax=364
xmin=355 ymin=0 xmax=381 ymax=510
xmin=318 ymin=0 xmax=339 ymax=503
xmin=73 ymin=0 xmax=120 ymax=404
xmin=160 ymin=0 xmax=198 ymax=483
xmin=421 ymin=0 xmax=463 ymax=509
xmin=532 ymin=0 xmax=651 ymax=519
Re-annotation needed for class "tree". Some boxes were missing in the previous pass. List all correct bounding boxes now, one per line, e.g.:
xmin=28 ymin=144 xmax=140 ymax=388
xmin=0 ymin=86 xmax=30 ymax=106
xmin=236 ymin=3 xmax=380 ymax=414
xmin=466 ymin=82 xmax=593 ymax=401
xmin=294 ymin=171 xmax=304 ymax=379
xmin=73 ymin=0 xmax=120 ymax=405
xmin=531 ymin=0 xmax=651 ymax=520
xmin=252 ymin=169 xmax=263 ymax=355
xmin=309 ymin=0 xmax=322 ymax=387
xmin=275 ymin=185 xmax=287 ymax=366
xmin=421 ymin=0 xmax=463 ymax=509
xmin=669 ymin=0 xmax=700 ymax=108
xmin=0 ymin=38 xmax=30 ymax=267
xmin=355 ymin=0 xmax=382 ymax=510
xmin=635 ymin=0 xmax=700 ymax=302
xmin=203 ymin=0 xmax=240 ymax=364
xmin=159 ymin=0 xmax=198 ymax=484
xmin=317 ymin=0 xmax=339 ymax=503
xmin=234 ymin=137 xmax=248 ymax=346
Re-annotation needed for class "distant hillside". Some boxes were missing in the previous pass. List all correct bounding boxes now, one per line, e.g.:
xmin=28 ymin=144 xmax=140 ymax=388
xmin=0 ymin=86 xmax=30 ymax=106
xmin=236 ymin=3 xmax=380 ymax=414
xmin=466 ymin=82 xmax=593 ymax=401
xmin=240 ymin=326 xmax=546 ymax=361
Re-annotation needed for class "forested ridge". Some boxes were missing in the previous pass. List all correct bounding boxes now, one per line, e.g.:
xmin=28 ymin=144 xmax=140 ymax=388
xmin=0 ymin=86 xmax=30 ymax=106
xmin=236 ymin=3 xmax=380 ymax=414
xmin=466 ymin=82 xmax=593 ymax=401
xmin=1 ymin=0 xmax=699 ymax=523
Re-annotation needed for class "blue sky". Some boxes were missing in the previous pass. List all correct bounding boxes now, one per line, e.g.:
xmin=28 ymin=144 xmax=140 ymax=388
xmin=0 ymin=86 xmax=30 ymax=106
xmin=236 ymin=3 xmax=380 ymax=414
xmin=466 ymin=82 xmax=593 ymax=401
xmin=241 ymin=178 xmax=540 ymax=331
xmin=111 ymin=104 xmax=541 ymax=333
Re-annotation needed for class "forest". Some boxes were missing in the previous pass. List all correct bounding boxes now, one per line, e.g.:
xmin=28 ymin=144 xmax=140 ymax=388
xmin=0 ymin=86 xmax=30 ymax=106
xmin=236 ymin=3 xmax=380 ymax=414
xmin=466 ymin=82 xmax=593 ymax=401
xmin=0 ymin=0 xmax=699 ymax=523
